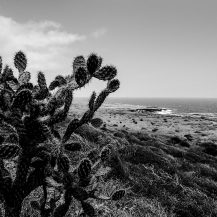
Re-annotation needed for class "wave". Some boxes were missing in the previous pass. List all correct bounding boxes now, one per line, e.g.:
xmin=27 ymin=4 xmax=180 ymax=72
xmin=102 ymin=103 xmax=173 ymax=115
xmin=101 ymin=103 xmax=217 ymax=119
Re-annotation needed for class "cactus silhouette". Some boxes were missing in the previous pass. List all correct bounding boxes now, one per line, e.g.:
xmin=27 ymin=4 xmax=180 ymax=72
xmin=14 ymin=51 xmax=27 ymax=73
xmin=111 ymin=189 xmax=126 ymax=201
xmin=0 ymin=50 xmax=122 ymax=217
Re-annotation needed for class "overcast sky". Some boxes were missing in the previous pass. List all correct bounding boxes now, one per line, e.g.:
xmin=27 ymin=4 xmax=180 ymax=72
xmin=0 ymin=0 xmax=217 ymax=98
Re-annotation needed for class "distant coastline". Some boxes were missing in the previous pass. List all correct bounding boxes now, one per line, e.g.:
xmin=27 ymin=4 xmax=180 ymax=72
xmin=74 ymin=97 xmax=217 ymax=115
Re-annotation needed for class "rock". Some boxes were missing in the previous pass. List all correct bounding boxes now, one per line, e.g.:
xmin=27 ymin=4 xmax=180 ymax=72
xmin=152 ymin=128 xmax=158 ymax=132
xmin=170 ymin=136 xmax=183 ymax=144
xmin=184 ymin=134 xmax=193 ymax=141
xmin=113 ymin=132 xmax=125 ymax=138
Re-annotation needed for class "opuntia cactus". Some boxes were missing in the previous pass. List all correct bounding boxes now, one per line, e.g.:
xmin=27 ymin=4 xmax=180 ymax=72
xmin=0 ymin=50 xmax=122 ymax=217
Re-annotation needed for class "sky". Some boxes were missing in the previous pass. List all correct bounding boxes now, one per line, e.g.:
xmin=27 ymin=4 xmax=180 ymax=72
xmin=0 ymin=0 xmax=217 ymax=98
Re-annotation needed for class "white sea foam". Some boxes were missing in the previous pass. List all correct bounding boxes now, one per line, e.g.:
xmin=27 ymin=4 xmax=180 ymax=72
xmin=102 ymin=103 xmax=145 ymax=110
xmin=156 ymin=109 xmax=173 ymax=115
xmin=102 ymin=103 xmax=173 ymax=115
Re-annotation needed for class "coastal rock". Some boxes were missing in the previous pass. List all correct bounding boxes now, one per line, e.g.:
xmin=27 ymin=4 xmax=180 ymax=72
xmin=184 ymin=134 xmax=193 ymax=141
xmin=152 ymin=128 xmax=158 ymax=132
xmin=169 ymin=136 xmax=190 ymax=147
xmin=113 ymin=132 xmax=125 ymax=138
xmin=170 ymin=136 xmax=183 ymax=144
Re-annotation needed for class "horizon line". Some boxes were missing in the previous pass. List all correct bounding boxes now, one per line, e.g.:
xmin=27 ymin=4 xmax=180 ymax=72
xmin=75 ymin=96 xmax=217 ymax=99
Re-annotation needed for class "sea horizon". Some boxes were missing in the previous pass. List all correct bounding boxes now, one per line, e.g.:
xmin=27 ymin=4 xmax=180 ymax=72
xmin=74 ymin=97 xmax=217 ymax=114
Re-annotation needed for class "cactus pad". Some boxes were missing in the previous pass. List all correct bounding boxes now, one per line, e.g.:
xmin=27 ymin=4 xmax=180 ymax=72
xmin=14 ymin=51 xmax=27 ymax=72
xmin=0 ymin=121 xmax=18 ymax=139
xmin=75 ymin=67 xmax=88 ymax=87
xmin=62 ymin=172 xmax=74 ymax=187
xmin=64 ymin=142 xmax=82 ymax=152
xmin=88 ymin=91 xmax=96 ymax=110
xmin=0 ymin=144 xmax=20 ymax=159
xmin=87 ymin=149 xmax=99 ymax=164
xmin=17 ymin=83 xmax=33 ymax=92
xmin=2 ymin=65 xmax=14 ymax=82
xmin=64 ymin=89 xmax=73 ymax=113
xmin=49 ymin=75 xmax=67 ymax=90
xmin=107 ymin=79 xmax=120 ymax=93
xmin=87 ymin=53 xmax=100 ymax=75
xmin=111 ymin=189 xmax=126 ymax=201
xmin=62 ymin=118 xmax=80 ymax=143
xmin=12 ymin=89 xmax=32 ymax=110
xmin=90 ymin=118 xmax=103 ymax=128
xmin=93 ymin=65 xmax=117 ymax=81
xmin=100 ymin=146 xmax=111 ymax=162
xmin=49 ymin=80 xmax=59 ymax=90
xmin=18 ymin=71 xmax=31 ymax=85
xmin=37 ymin=71 xmax=47 ymax=89
xmin=57 ymin=154 xmax=70 ymax=172
xmin=73 ymin=55 xmax=86 ymax=74
xmin=78 ymin=159 xmax=92 ymax=180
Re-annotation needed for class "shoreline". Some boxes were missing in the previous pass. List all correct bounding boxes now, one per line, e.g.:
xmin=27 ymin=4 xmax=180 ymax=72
xmin=70 ymin=102 xmax=217 ymax=145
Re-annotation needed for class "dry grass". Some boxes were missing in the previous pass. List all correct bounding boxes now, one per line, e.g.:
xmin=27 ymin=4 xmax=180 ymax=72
xmin=3 ymin=118 xmax=217 ymax=217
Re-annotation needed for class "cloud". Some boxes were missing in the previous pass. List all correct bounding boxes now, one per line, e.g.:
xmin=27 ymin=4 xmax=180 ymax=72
xmin=0 ymin=16 xmax=86 ymax=83
xmin=91 ymin=28 xmax=107 ymax=38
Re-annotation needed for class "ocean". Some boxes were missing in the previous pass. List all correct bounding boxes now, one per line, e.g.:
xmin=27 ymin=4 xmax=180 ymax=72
xmin=75 ymin=97 xmax=217 ymax=115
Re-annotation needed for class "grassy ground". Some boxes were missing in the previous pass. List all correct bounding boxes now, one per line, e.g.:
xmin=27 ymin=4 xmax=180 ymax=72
xmin=56 ymin=113 xmax=217 ymax=216
xmin=3 ymin=105 xmax=217 ymax=216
